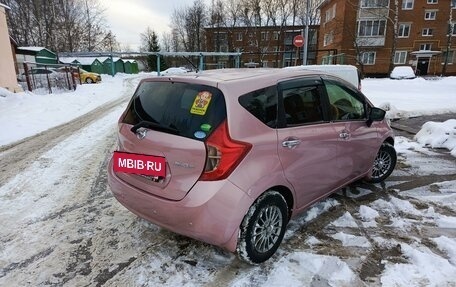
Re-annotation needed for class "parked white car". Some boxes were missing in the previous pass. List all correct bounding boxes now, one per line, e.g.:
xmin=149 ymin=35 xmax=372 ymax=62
xmin=160 ymin=67 xmax=188 ymax=76
xmin=390 ymin=66 xmax=416 ymax=79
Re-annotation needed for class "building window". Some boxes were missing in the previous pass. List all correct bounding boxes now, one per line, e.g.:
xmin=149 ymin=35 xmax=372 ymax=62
xmin=324 ymin=32 xmax=334 ymax=46
xmin=261 ymin=32 xmax=269 ymax=41
xmin=425 ymin=10 xmax=437 ymax=20
xmin=427 ymin=0 xmax=437 ymax=3
xmin=273 ymin=31 xmax=279 ymax=40
xmin=236 ymin=33 xmax=243 ymax=41
xmin=358 ymin=20 xmax=386 ymax=37
xmin=325 ymin=4 xmax=336 ymax=22
xmin=361 ymin=0 xmax=388 ymax=7
xmin=442 ymin=51 xmax=455 ymax=64
xmin=452 ymin=0 xmax=456 ymax=8
xmin=394 ymin=51 xmax=408 ymax=64
xmin=402 ymin=0 xmax=414 ymax=9
xmin=452 ymin=23 xmax=456 ymax=35
xmin=422 ymin=28 xmax=433 ymax=36
xmin=360 ymin=52 xmax=376 ymax=65
xmin=420 ymin=43 xmax=432 ymax=50
xmin=398 ymin=23 xmax=411 ymax=37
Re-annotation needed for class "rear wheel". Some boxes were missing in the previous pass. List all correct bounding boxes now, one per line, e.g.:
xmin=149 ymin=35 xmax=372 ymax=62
xmin=237 ymin=191 xmax=288 ymax=264
xmin=368 ymin=143 xmax=396 ymax=183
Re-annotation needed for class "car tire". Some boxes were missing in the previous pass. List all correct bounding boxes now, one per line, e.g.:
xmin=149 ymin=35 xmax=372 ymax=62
xmin=368 ymin=143 xmax=396 ymax=183
xmin=237 ymin=190 xmax=288 ymax=264
xmin=86 ymin=78 xmax=93 ymax=84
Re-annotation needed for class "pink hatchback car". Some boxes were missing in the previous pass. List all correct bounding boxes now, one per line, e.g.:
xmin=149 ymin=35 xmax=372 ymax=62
xmin=108 ymin=68 xmax=396 ymax=263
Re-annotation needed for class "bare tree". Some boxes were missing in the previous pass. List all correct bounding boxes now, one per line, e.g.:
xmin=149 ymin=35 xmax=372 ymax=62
xmin=5 ymin=0 xmax=113 ymax=52
xmin=169 ymin=0 xmax=207 ymax=52
xmin=442 ymin=1 xmax=455 ymax=75
xmin=161 ymin=32 xmax=173 ymax=52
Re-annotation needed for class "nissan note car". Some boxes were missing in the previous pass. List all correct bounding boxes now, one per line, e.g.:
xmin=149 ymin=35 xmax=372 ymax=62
xmin=108 ymin=68 xmax=396 ymax=264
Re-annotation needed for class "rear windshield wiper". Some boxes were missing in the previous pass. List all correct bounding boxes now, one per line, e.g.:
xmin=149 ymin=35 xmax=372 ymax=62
xmin=131 ymin=121 xmax=179 ymax=135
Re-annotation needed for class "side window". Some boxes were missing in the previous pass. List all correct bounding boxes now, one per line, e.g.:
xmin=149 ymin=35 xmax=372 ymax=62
xmin=282 ymin=85 xmax=323 ymax=125
xmin=238 ymin=86 xmax=278 ymax=128
xmin=324 ymin=80 xmax=366 ymax=121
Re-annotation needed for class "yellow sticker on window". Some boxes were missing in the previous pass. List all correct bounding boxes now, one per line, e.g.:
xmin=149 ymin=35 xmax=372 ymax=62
xmin=190 ymin=91 xmax=212 ymax=116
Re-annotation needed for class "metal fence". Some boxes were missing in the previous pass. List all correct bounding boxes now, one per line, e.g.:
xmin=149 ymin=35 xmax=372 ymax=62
xmin=18 ymin=62 xmax=81 ymax=93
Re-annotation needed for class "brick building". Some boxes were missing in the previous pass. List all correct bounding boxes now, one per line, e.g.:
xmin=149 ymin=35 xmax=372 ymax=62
xmin=318 ymin=0 xmax=456 ymax=76
xmin=204 ymin=25 xmax=319 ymax=69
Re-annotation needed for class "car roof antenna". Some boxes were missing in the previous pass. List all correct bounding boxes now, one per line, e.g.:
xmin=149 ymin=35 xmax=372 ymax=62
xmin=183 ymin=56 xmax=199 ymax=73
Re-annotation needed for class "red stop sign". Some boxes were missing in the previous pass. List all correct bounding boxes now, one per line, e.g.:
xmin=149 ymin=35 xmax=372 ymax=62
xmin=293 ymin=35 xmax=304 ymax=47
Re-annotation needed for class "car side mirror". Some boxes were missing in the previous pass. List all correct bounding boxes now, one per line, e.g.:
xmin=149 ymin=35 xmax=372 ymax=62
xmin=367 ymin=107 xmax=386 ymax=127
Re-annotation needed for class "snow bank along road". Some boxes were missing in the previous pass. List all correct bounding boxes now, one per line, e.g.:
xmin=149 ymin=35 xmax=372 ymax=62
xmin=1 ymin=78 xmax=456 ymax=286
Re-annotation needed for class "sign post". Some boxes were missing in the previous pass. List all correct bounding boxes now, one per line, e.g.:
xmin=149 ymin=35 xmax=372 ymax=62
xmin=293 ymin=35 xmax=304 ymax=66
xmin=293 ymin=35 xmax=304 ymax=48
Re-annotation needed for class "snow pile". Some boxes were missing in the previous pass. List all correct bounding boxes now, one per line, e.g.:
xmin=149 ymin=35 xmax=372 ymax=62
xmin=359 ymin=205 xmax=379 ymax=221
xmin=330 ymin=212 xmax=358 ymax=228
xmin=331 ymin=232 xmax=371 ymax=248
xmin=414 ymin=119 xmax=456 ymax=157
xmin=381 ymin=243 xmax=456 ymax=286
xmin=433 ymin=236 xmax=456 ymax=265
xmin=358 ymin=205 xmax=379 ymax=227
xmin=233 ymin=252 xmax=359 ymax=286
xmin=363 ymin=77 xmax=456 ymax=118
xmin=0 ymin=87 xmax=15 ymax=98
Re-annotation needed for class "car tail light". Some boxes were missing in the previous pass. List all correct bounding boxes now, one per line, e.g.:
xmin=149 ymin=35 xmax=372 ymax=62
xmin=200 ymin=121 xmax=252 ymax=181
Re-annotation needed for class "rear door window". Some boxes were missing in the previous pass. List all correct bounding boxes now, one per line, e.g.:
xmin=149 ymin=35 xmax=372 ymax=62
xmin=123 ymin=81 xmax=226 ymax=141
xmin=278 ymin=77 xmax=325 ymax=127
xmin=238 ymin=86 xmax=278 ymax=128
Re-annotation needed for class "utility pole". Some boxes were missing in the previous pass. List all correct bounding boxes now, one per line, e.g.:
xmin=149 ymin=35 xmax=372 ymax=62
xmin=303 ymin=0 xmax=310 ymax=65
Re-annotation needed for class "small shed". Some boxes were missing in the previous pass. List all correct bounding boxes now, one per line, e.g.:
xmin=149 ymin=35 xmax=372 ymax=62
xmin=75 ymin=57 xmax=104 ymax=74
xmin=123 ymin=59 xmax=139 ymax=74
xmin=100 ymin=57 xmax=124 ymax=75
xmin=16 ymin=47 xmax=58 ymax=65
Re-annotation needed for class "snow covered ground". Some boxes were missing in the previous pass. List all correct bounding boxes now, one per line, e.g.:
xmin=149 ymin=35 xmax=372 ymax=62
xmin=0 ymin=73 xmax=455 ymax=286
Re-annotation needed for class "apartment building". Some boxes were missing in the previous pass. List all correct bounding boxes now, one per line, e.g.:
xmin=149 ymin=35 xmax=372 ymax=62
xmin=204 ymin=25 xmax=319 ymax=68
xmin=318 ymin=0 xmax=456 ymax=76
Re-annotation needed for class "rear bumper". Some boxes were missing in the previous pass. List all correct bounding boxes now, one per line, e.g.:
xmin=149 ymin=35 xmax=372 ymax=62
xmin=107 ymin=159 xmax=253 ymax=252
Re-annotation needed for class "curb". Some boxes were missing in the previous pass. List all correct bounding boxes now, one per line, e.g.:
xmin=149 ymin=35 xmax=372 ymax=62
xmin=390 ymin=122 xmax=420 ymax=135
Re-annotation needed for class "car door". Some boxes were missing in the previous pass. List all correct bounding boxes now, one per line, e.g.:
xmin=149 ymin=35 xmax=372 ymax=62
xmin=276 ymin=77 xmax=341 ymax=209
xmin=322 ymin=76 xmax=381 ymax=184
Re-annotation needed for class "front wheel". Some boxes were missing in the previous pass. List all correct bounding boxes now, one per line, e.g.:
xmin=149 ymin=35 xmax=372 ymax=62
xmin=237 ymin=191 xmax=288 ymax=264
xmin=368 ymin=143 xmax=396 ymax=183
xmin=85 ymin=77 xmax=93 ymax=84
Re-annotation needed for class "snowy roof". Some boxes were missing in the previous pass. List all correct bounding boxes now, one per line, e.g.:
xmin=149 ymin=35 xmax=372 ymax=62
xmin=18 ymin=46 xmax=47 ymax=52
xmin=59 ymin=57 xmax=79 ymax=64
xmin=74 ymin=57 xmax=101 ymax=65
xmin=0 ymin=3 xmax=11 ymax=10
xmin=97 ymin=57 xmax=122 ymax=63
xmin=123 ymin=59 xmax=137 ymax=63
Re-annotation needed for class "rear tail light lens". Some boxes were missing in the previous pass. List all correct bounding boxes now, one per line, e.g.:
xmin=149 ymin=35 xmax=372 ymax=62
xmin=200 ymin=121 xmax=252 ymax=181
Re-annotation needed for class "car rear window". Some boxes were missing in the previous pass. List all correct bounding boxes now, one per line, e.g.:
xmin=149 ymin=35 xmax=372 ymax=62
xmin=122 ymin=81 xmax=226 ymax=141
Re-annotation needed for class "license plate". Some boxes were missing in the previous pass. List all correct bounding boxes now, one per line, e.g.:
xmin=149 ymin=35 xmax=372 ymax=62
xmin=113 ymin=151 xmax=166 ymax=177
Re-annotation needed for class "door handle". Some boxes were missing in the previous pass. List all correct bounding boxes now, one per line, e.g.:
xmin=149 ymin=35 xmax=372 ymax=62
xmin=339 ymin=132 xmax=350 ymax=139
xmin=282 ymin=139 xmax=302 ymax=148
